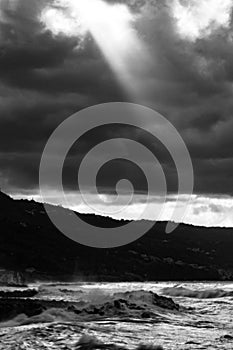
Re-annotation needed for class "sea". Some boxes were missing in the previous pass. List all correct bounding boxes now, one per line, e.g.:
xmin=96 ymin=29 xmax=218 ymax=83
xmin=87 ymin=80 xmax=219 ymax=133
xmin=0 ymin=282 xmax=233 ymax=349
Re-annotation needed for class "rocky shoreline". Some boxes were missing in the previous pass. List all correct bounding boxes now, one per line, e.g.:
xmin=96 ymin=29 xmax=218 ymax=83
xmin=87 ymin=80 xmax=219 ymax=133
xmin=0 ymin=290 xmax=179 ymax=324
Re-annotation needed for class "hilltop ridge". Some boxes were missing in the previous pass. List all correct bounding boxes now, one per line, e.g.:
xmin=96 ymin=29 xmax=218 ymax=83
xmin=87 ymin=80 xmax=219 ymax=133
xmin=0 ymin=190 xmax=233 ymax=282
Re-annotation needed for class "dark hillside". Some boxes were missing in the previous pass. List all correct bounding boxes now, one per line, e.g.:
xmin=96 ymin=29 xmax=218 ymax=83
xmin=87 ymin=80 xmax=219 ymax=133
xmin=0 ymin=191 xmax=233 ymax=282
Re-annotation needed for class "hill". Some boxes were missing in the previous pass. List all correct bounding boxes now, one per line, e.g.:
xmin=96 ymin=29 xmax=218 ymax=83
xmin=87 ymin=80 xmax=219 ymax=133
xmin=0 ymin=190 xmax=233 ymax=282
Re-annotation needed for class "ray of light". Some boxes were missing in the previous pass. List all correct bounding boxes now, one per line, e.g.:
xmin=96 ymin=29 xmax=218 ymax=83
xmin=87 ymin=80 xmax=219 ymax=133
xmin=40 ymin=0 xmax=149 ymax=99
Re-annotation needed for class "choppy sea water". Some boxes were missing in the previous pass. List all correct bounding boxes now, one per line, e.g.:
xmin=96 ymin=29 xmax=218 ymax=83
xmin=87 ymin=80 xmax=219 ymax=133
xmin=0 ymin=282 xmax=233 ymax=349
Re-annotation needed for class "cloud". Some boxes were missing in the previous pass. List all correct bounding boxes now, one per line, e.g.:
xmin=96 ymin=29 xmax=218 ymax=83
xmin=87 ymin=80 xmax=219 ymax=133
xmin=1 ymin=0 xmax=233 ymax=216
xmin=12 ymin=190 xmax=233 ymax=228
xmin=172 ymin=0 xmax=233 ymax=41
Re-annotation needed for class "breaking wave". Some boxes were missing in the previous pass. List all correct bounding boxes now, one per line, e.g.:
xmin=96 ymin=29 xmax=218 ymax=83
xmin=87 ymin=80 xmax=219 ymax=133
xmin=0 ymin=329 xmax=164 ymax=350
xmin=0 ymin=282 xmax=232 ymax=349
xmin=0 ymin=308 xmax=76 ymax=328
xmin=0 ymin=290 xmax=179 ymax=327
xmin=75 ymin=334 xmax=164 ymax=350
xmin=161 ymin=286 xmax=233 ymax=299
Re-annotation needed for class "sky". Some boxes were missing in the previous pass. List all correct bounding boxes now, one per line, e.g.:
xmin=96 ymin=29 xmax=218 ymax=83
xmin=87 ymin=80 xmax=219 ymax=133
xmin=1 ymin=0 xmax=233 ymax=227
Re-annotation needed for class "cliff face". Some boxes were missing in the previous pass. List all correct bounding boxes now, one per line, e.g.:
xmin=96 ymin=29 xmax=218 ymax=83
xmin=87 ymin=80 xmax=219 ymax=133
xmin=0 ymin=270 xmax=26 ymax=286
xmin=1 ymin=190 xmax=233 ymax=282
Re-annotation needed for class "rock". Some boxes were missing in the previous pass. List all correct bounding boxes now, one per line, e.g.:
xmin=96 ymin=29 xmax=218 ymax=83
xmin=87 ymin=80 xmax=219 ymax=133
xmin=0 ymin=298 xmax=69 ymax=322
xmin=0 ymin=298 xmax=44 ymax=322
xmin=220 ymin=334 xmax=233 ymax=341
xmin=0 ymin=289 xmax=38 ymax=298
xmin=141 ymin=311 xmax=151 ymax=318
xmin=151 ymin=292 xmax=179 ymax=311
xmin=137 ymin=345 xmax=164 ymax=350
xmin=0 ymin=270 xmax=27 ymax=287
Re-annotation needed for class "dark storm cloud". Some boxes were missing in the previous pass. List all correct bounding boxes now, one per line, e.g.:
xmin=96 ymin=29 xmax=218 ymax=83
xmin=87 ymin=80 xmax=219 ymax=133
xmin=0 ymin=152 xmax=39 ymax=190
xmin=0 ymin=0 xmax=233 ymax=196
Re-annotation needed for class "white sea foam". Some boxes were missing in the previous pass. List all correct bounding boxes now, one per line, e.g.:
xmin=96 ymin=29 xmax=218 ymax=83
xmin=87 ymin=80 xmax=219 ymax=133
xmin=0 ymin=282 xmax=233 ymax=349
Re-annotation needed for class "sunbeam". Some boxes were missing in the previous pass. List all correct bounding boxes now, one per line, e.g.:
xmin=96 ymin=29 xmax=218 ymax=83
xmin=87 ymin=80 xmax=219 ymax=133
xmin=41 ymin=0 xmax=149 ymax=99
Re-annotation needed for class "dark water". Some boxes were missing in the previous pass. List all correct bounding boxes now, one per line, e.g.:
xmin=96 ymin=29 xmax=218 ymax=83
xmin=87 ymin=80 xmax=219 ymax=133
xmin=0 ymin=282 xmax=233 ymax=349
